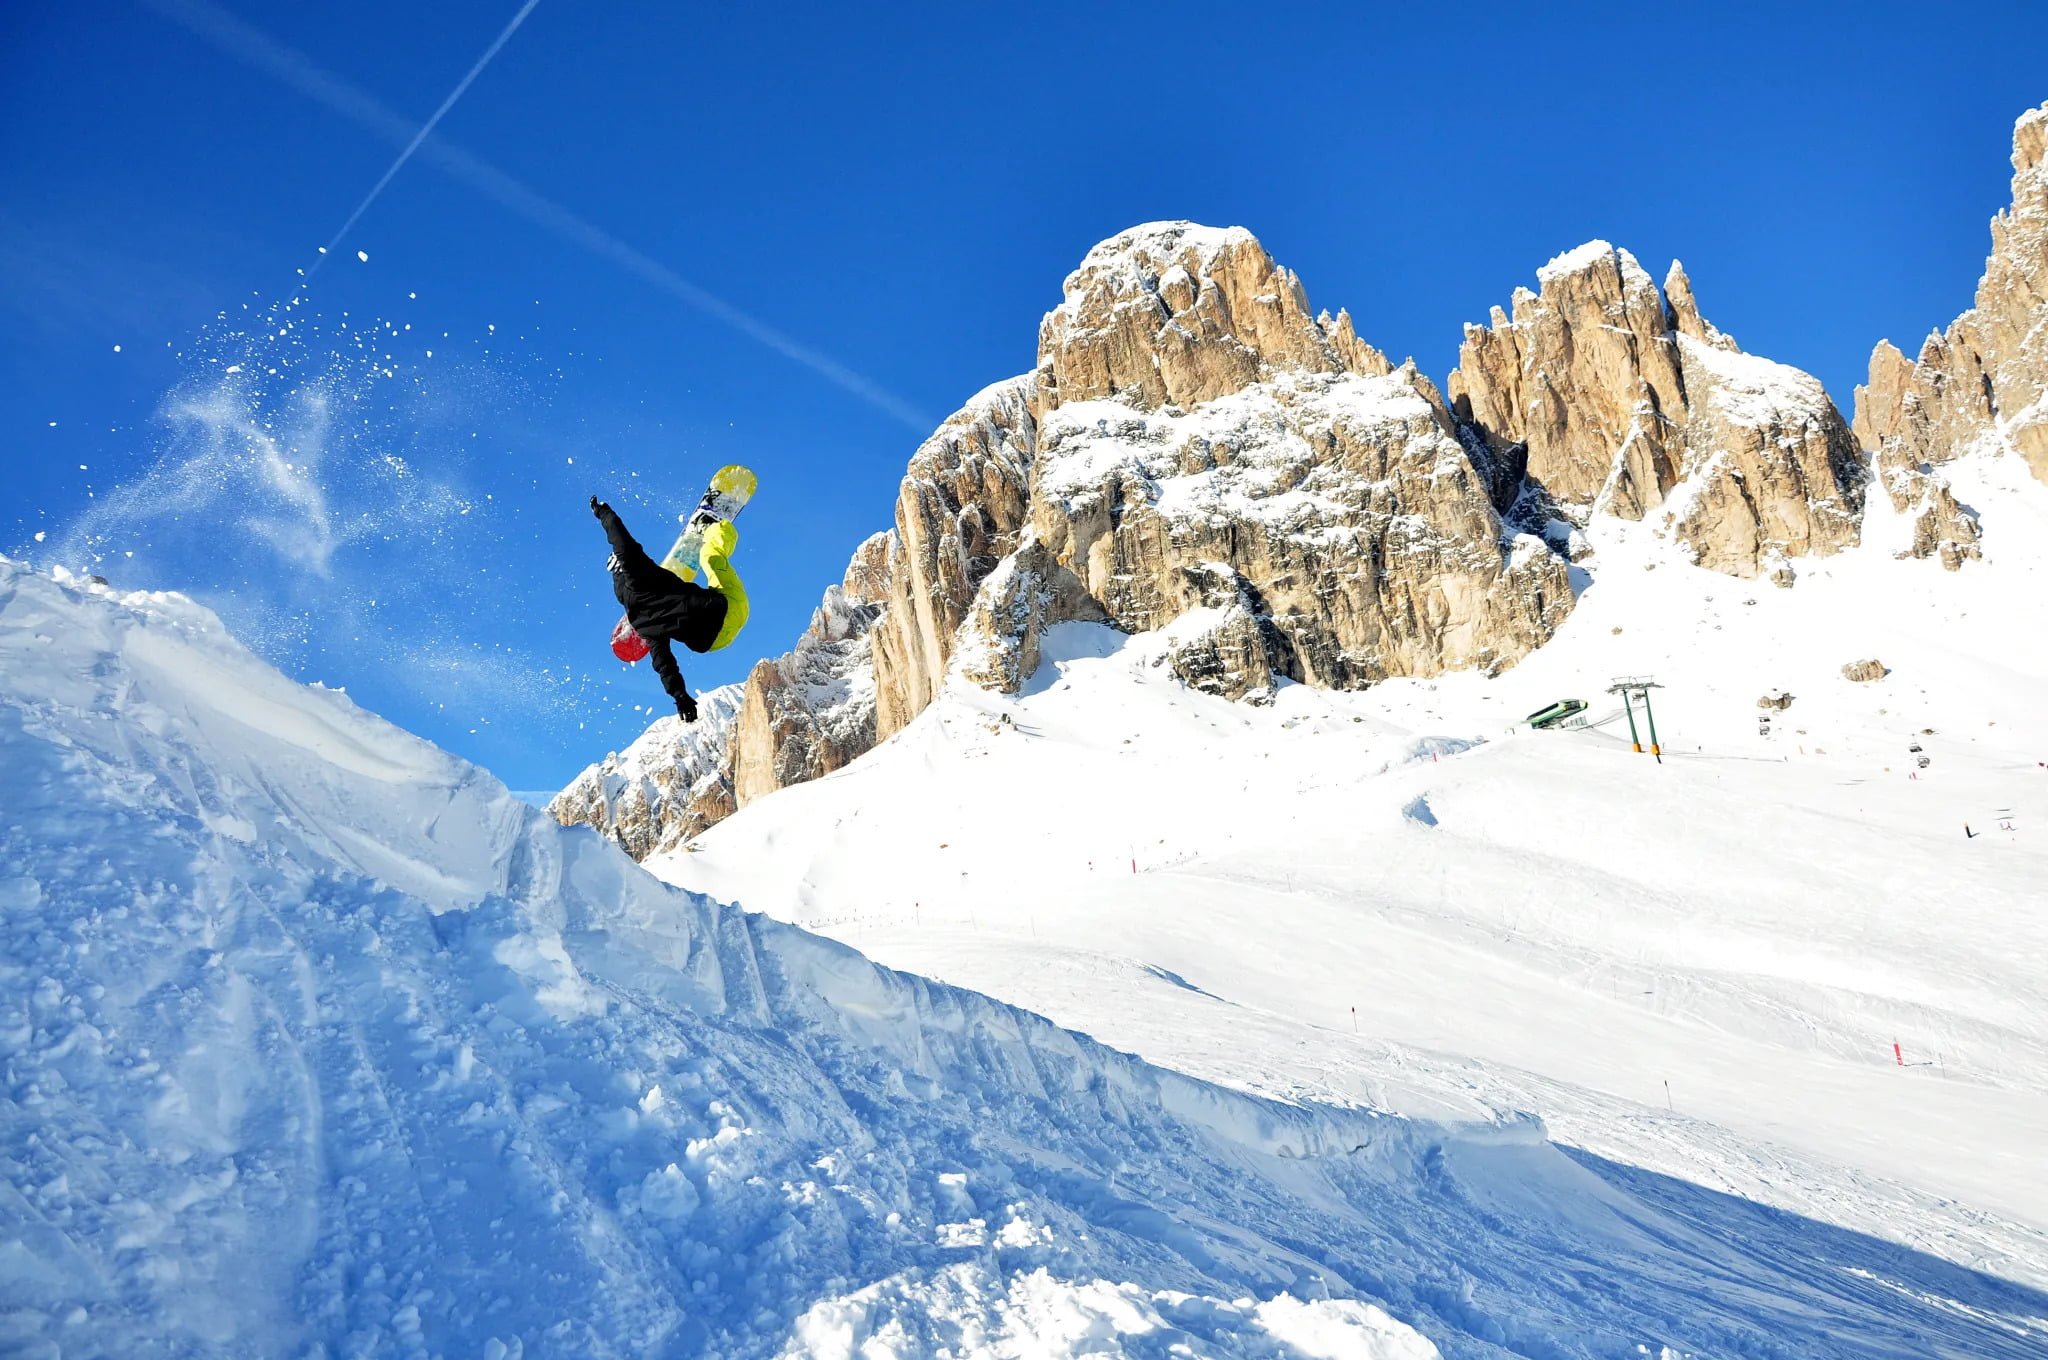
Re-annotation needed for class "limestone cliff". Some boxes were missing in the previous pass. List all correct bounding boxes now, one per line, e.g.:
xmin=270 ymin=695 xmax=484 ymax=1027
xmin=1451 ymin=243 xmax=1691 ymax=520
xmin=996 ymin=223 xmax=1571 ymax=698
xmin=1665 ymin=337 xmax=1866 ymax=578
xmin=728 ymin=531 xmax=892 ymax=804
xmin=1852 ymin=101 xmax=2048 ymax=566
xmin=868 ymin=379 xmax=1036 ymax=742
xmin=1451 ymin=243 xmax=1864 ymax=578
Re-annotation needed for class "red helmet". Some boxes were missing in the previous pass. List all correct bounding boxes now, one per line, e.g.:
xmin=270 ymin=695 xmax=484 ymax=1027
xmin=610 ymin=617 xmax=650 ymax=663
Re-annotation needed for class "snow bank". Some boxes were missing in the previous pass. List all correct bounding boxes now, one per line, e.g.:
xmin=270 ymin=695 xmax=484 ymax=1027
xmin=0 ymin=558 xmax=1448 ymax=1357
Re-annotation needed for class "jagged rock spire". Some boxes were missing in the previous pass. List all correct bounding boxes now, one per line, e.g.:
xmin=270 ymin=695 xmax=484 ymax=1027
xmin=1451 ymin=241 xmax=1863 ymax=576
xmin=1854 ymin=99 xmax=2048 ymax=570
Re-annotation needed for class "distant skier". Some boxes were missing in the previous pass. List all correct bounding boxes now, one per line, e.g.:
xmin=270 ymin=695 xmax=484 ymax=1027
xmin=591 ymin=496 xmax=739 ymax=723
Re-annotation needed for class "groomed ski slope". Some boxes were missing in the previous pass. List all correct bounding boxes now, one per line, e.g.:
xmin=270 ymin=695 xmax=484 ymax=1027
xmin=652 ymin=451 xmax=2048 ymax=1329
xmin=3 ymin=553 xmax=2046 ymax=1356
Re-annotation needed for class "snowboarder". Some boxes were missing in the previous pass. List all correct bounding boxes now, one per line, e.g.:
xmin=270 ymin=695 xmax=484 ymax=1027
xmin=591 ymin=496 xmax=736 ymax=723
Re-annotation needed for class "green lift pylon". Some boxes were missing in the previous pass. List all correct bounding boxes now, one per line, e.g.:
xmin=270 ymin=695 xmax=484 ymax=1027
xmin=1607 ymin=676 xmax=1664 ymax=763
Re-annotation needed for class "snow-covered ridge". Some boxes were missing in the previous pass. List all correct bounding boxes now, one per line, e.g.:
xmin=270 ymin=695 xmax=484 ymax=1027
xmin=1531 ymin=240 xmax=1661 ymax=304
xmin=1535 ymin=238 xmax=1621 ymax=282
xmin=0 ymin=556 xmax=1453 ymax=1356
xmin=1676 ymin=330 xmax=1837 ymax=427
xmin=1057 ymin=220 xmax=1258 ymax=294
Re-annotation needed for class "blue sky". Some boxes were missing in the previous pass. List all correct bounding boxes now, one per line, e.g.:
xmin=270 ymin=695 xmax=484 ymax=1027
xmin=4 ymin=0 xmax=2044 ymax=791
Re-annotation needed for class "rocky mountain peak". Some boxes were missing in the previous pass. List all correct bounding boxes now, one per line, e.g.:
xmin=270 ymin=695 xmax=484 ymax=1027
xmin=1851 ymin=98 xmax=2048 ymax=567
xmin=1008 ymin=223 xmax=1572 ymax=699
xmin=1451 ymin=238 xmax=1863 ymax=575
xmin=1534 ymin=239 xmax=1651 ymax=291
xmin=730 ymin=530 xmax=893 ymax=804
xmin=1662 ymin=260 xmax=1734 ymax=350
xmin=2015 ymin=103 xmax=2047 ymax=176
xmin=548 ymin=684 xmax=745 ymax=859
xmin=1035 ymin=220 xmax=1388 ymax=413
xmin=1450 ymin=238 xmax=1691 ymax=517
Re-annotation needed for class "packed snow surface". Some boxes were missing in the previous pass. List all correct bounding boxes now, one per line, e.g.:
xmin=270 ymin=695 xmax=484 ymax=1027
xmin=7 ymin=449 xmax=2048 ymax=1355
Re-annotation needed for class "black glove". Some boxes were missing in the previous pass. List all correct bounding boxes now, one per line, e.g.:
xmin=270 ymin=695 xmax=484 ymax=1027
xmin=677 ymin=693 xmax=698 ymax=724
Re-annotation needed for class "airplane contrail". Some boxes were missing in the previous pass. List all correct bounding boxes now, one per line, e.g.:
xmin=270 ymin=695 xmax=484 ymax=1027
xmin=321 ymin=0 xmax=543 ymax=263
xmin=135 ymin=0 xmax=937 ymax=433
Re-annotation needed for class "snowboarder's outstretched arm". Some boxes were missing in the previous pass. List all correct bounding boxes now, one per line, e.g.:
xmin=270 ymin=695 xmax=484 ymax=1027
xmin=647 ymin=637 xmax=698 ymax=722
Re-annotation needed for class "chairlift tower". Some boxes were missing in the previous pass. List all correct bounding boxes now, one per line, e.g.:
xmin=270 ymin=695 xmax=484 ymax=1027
xmin=1607 ymin=676 xmax=1664 ymax=762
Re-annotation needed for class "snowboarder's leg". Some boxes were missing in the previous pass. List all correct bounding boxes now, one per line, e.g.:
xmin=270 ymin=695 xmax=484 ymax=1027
xmin=597 ymin=504 xmax=688 ymax=608
xmin=698 ymin=520 xmax=749 ymax=652
xmin=598 ymin=507 xmax=661 ymax=577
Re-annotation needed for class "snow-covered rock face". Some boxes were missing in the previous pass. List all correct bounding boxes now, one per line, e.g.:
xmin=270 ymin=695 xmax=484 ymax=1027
xmin=1021 ymin=368 xmax=1571 ymax=694
xmin=1667 ymin=335 xmax=1866 ymax=576
xmin=1451 ymin=245 xmax=1865 ymax=575
xmin=1855 ymin=100 xmax=2048 ymax=533
xmin=549 ymin=683 xmax=745 ymax=858
xmin=1452 ymin=243 xmax=1690 ymax=518
xmin=975 ymin=224 xmax=1570 ymax=699
xmin=868 ymin=378 xmax=1038 ymax=741
xmin=1854 ymin=339 xmax=1987 ymax=570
